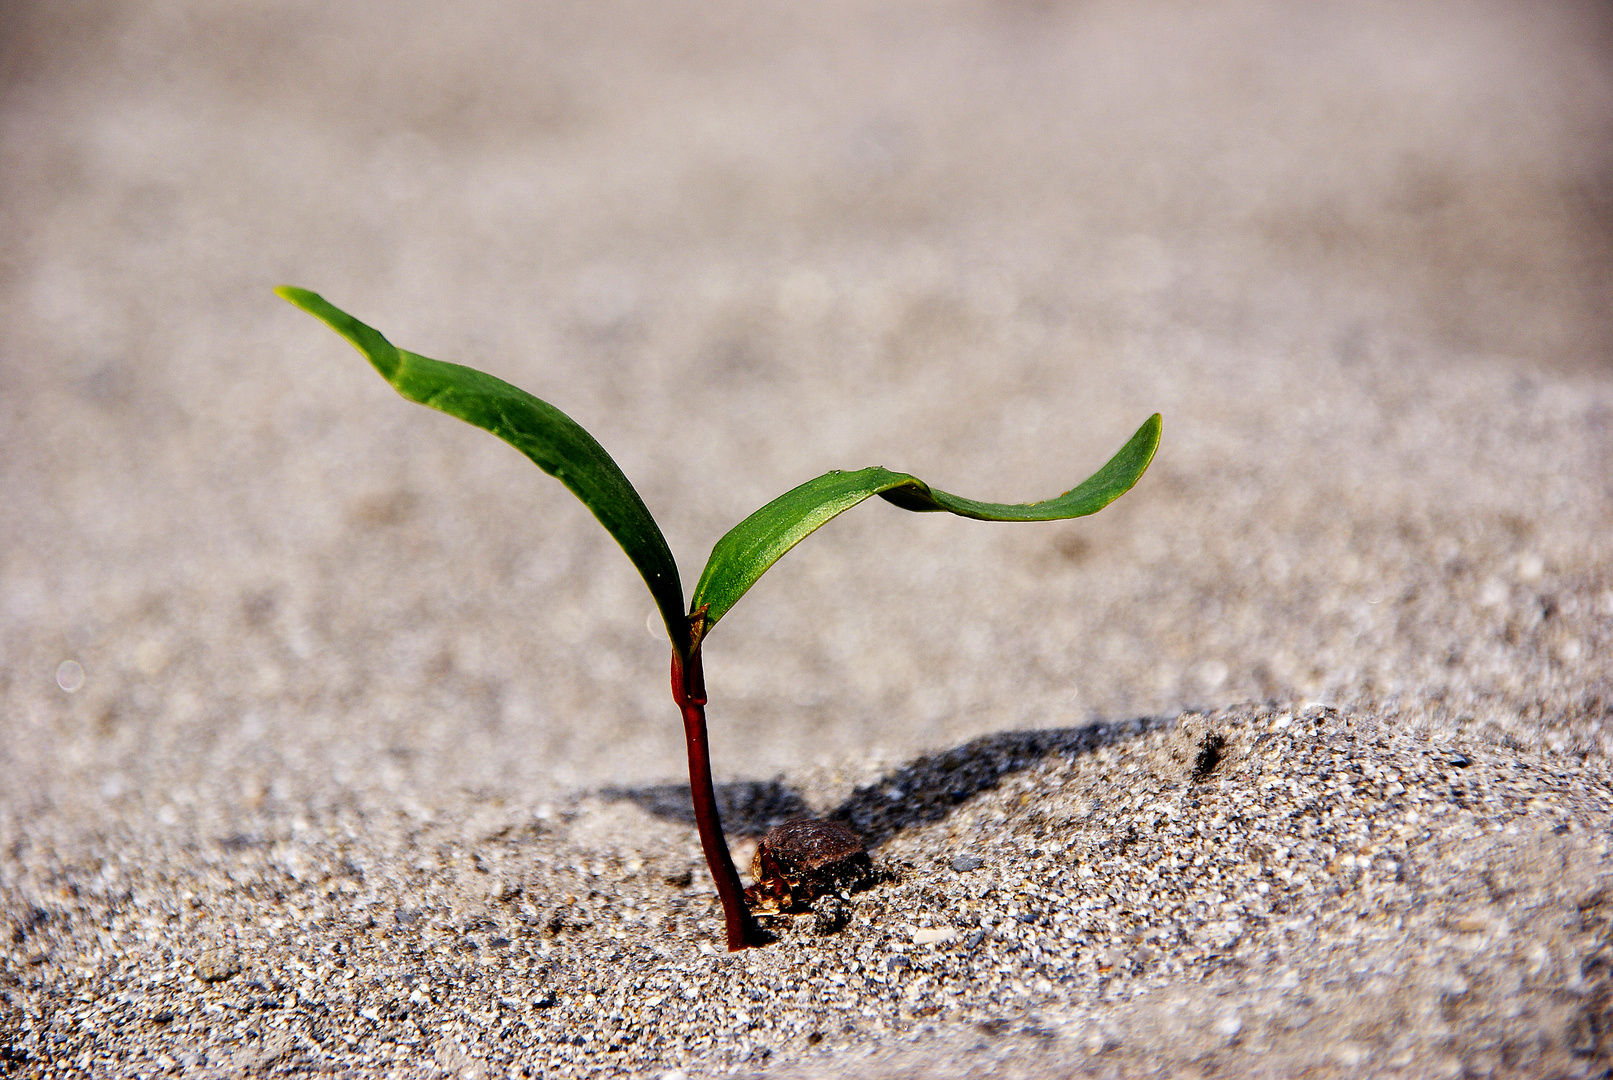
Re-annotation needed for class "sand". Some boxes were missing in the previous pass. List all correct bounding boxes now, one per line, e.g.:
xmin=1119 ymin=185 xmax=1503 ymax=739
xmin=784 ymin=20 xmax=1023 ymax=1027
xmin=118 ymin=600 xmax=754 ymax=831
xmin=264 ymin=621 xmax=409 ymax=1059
xmin=3 ymin=1 xmax=1613 ymax=1076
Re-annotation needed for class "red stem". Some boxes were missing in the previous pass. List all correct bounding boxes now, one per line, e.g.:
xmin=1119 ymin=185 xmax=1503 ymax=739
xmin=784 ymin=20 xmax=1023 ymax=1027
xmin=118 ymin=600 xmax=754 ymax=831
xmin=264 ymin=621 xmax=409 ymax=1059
xmin=671 ymin=648 xmax=763 ymax=951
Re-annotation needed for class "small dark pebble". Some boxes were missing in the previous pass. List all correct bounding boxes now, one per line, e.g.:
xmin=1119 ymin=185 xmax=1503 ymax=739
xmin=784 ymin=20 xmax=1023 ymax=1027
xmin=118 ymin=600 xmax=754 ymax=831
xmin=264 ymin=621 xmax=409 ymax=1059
xmin=1192 ymin=732 xmax=1227 ymax=780
xmin=886 ymin=955 xmax=911 ymax=972
xmin=950 ymin=854 xmax=985 ymax=873
xmin=811 ymin=894 xmax=850 ymax=935
xmin=965 ymin=928 xmax=988 ymax=949
xmin=1449 ymin=754 xmax=1471 ymax=767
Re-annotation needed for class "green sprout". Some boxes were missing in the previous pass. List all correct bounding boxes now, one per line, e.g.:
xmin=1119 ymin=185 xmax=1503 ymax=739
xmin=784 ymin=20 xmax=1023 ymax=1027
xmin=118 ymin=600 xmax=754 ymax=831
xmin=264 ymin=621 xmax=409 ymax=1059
xmin=277 ymin=286 xmax=1161 ymax=950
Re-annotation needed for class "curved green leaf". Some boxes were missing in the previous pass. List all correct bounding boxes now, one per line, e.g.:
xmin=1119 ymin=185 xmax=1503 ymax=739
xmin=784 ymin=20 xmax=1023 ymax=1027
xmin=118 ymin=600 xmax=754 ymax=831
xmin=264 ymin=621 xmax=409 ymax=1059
xmin=276 ymin=287 xmax=691 ymax=655
xmin=690 ymin=413 xmax=1161 ymax=634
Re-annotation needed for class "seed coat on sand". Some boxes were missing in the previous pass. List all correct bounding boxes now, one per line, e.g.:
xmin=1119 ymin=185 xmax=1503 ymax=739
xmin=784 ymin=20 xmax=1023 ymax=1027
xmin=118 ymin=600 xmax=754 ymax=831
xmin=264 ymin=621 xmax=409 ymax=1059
xmin=747 ymin=819 xmax=874 ymax=914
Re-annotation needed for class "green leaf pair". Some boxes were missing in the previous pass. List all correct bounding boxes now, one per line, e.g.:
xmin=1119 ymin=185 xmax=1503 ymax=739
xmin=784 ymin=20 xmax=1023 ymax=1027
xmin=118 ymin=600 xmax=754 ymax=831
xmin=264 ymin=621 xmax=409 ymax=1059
xmin=276 ymin=287 xmax=1161 ymax=659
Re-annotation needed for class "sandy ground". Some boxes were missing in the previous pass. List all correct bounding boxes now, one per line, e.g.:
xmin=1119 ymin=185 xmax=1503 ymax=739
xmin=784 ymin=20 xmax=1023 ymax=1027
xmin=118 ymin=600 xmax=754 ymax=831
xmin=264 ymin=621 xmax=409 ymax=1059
xmin=3 ymin=1 xmax=1613 ymax=1076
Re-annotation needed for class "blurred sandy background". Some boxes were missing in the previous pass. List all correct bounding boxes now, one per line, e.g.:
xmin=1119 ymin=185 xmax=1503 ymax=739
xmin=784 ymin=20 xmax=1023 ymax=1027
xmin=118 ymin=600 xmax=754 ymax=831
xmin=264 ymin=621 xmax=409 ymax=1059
xmin=5 ymin=0 xmax=1611 ymax=800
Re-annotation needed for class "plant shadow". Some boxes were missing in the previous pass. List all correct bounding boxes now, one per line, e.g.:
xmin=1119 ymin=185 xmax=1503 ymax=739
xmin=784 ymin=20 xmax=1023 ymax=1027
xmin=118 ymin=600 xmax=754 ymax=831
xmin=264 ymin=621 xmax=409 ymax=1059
xmin=599 ymin=779 xmax=815 ymax=839
xmin=600 ymin=715 xmax=1168 ymax=847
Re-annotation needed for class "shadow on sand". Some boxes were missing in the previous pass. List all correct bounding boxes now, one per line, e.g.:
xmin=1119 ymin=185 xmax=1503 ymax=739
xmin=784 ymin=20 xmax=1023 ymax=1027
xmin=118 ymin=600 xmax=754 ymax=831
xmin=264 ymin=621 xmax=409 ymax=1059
xmin=600 ymin=715 xmax=1170 ymax=846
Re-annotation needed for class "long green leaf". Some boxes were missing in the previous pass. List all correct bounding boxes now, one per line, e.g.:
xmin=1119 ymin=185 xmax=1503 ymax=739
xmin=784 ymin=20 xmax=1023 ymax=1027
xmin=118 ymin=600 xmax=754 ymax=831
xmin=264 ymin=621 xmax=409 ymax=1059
xmin=276 ymin=287 xmax=691 ymax=655
xmin=690 ymin=413 xmax=1161 ymax=634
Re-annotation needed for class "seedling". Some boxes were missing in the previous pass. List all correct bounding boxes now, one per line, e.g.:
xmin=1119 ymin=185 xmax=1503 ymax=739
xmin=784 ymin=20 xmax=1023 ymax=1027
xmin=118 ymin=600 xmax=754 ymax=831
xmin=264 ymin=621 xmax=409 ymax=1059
xmin=276 ymin=287 xmax=1161 ymax=950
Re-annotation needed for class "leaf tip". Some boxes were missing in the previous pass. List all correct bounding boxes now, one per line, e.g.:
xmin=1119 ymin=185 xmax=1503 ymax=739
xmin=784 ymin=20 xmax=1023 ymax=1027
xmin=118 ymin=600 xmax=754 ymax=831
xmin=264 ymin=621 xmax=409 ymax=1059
xmin=274 ymin=284 xmax=319 ymax=309
xmin=1141 ymin=411 xmax=1163 ymax=452
xmin=273 ymin=287 xmax=402 ymax=381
